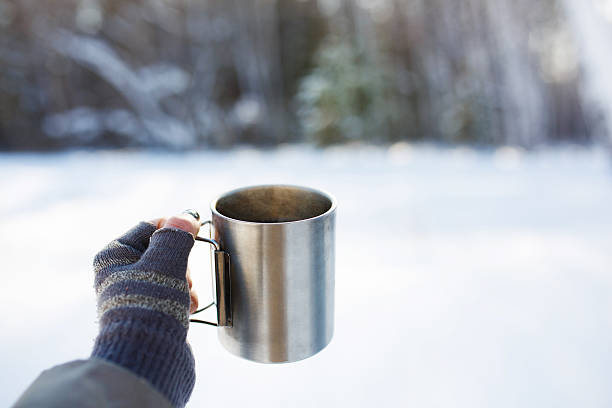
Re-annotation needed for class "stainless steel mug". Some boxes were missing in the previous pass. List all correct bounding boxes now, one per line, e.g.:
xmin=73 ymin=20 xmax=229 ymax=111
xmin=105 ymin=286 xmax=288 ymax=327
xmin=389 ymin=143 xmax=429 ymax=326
xmin=191 ymin=185 xmax=336 ymax=363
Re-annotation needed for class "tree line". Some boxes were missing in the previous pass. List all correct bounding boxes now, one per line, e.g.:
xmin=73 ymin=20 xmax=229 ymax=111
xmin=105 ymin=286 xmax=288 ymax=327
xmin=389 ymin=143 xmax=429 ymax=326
xmin=0 ymin=0 xmax=601 ymax=150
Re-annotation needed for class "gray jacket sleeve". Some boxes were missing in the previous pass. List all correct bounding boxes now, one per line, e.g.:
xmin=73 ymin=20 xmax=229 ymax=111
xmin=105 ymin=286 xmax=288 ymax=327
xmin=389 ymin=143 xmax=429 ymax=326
xmin=12 ymin=358 xmax=173 ymax=408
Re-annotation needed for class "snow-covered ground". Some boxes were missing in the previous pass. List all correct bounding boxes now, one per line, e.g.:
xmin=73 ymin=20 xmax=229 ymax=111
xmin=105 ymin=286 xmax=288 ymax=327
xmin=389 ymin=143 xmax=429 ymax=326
xmin=1 ymin=144 xmax=611 ymax=407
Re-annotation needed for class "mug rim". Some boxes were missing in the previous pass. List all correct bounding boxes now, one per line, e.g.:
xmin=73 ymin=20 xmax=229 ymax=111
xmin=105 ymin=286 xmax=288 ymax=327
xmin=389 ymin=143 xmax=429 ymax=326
xmin=210 ymin=184 xmax=337 ymax=225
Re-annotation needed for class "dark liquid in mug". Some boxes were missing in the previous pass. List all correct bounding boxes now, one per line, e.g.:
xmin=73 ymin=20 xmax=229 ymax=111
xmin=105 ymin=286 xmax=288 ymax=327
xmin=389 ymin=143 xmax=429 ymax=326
xmin=215 ymin=185 xmax=332 ymax=223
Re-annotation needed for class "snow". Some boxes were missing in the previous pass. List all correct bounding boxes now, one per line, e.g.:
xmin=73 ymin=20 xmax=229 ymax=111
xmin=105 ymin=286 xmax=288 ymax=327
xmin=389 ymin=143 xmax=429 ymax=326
xmin=1 ymin=144 xmax=611 ymax=407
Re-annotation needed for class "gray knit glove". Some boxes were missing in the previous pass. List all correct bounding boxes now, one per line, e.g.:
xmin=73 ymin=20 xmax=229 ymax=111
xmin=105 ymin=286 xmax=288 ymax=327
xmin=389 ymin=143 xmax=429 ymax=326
xmin=91 ymin=221 xmax=197 ymax=408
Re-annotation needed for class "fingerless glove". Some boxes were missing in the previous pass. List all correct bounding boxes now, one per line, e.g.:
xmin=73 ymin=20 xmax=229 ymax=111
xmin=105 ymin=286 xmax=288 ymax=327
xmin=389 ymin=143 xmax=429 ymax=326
xmin=91 ymin=222 xmax=196 ymax=408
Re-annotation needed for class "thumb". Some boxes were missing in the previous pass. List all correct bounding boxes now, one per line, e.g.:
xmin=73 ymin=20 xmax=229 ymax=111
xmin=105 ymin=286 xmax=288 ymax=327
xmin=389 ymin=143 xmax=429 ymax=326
xmin=137 ymin=211 xmax=201 ymax=278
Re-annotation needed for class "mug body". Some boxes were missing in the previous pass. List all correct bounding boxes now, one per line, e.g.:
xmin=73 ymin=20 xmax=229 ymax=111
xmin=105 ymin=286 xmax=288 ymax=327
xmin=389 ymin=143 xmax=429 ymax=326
xmin=210 ymin=185 xmax=336 ymax=363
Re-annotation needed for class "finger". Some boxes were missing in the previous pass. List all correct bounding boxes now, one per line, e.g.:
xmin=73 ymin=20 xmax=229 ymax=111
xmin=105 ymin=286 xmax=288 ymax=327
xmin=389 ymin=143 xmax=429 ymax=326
xmin=186 ymin=268 xmax=193 ymax=289
xmin=190 ymin=289 xmax=199 ymax=315
xmin=186 ymin=268 xmax=198 ymax=314
xmin=115 ymin=222 xmax=158 ymax=252
xmin=162 ymin=213 xmax=200 ymax=237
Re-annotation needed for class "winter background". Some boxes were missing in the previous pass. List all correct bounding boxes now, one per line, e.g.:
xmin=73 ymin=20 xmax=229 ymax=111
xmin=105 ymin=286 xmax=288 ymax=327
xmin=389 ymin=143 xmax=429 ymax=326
xmin=2 ymin=0 xmax=612 ymax=407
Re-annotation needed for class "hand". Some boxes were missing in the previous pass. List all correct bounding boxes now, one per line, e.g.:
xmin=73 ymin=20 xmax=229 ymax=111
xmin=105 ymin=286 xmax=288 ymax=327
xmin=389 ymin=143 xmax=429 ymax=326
xmin=91 ymin=211 xmax=202 ymax=408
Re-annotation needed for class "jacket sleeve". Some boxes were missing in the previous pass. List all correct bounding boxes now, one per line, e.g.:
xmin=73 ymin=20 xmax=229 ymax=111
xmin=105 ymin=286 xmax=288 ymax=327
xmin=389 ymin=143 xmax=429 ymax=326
xmin=12 ymin=358 xmax=173 ymax=408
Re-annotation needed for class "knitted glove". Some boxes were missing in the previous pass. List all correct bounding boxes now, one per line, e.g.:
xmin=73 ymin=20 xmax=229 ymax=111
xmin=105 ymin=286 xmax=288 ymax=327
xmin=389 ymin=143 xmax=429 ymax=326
xmin=91 ymin=221 xmax=196 ymax=408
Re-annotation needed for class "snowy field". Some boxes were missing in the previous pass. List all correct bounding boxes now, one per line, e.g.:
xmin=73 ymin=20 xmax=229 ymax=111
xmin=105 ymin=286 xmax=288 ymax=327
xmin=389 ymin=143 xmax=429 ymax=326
xmin=1 ymin=144 xmax=611 ymax=407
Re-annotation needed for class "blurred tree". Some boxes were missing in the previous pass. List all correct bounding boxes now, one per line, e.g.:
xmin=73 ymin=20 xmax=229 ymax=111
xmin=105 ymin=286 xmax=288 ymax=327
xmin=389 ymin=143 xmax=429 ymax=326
xmin=296 ymin=37 xmax=399 ymax=145
xmin=0 ymin=0 xmax=602 ymax=149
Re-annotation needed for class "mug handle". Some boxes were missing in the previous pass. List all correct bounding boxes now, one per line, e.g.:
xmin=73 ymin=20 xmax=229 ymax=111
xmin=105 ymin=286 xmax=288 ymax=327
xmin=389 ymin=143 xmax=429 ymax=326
xmin=189 ymin=220 xmax=233 ymax=327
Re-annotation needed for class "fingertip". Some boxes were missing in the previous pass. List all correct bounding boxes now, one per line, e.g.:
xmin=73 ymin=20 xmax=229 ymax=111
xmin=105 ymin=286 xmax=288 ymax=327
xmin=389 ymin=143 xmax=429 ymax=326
xmin=163 ymin=214 xmax=200 ymax=237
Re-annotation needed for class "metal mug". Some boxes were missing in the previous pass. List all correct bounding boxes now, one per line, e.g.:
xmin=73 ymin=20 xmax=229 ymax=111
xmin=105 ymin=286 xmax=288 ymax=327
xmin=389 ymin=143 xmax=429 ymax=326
xmin=190 ymin=185 xmax=336 ymax=363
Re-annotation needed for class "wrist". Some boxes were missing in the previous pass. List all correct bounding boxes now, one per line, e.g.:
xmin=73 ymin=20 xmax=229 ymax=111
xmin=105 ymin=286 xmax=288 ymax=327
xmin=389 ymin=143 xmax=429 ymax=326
xmin=92 ymin=307 xmax=195 ymax=407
